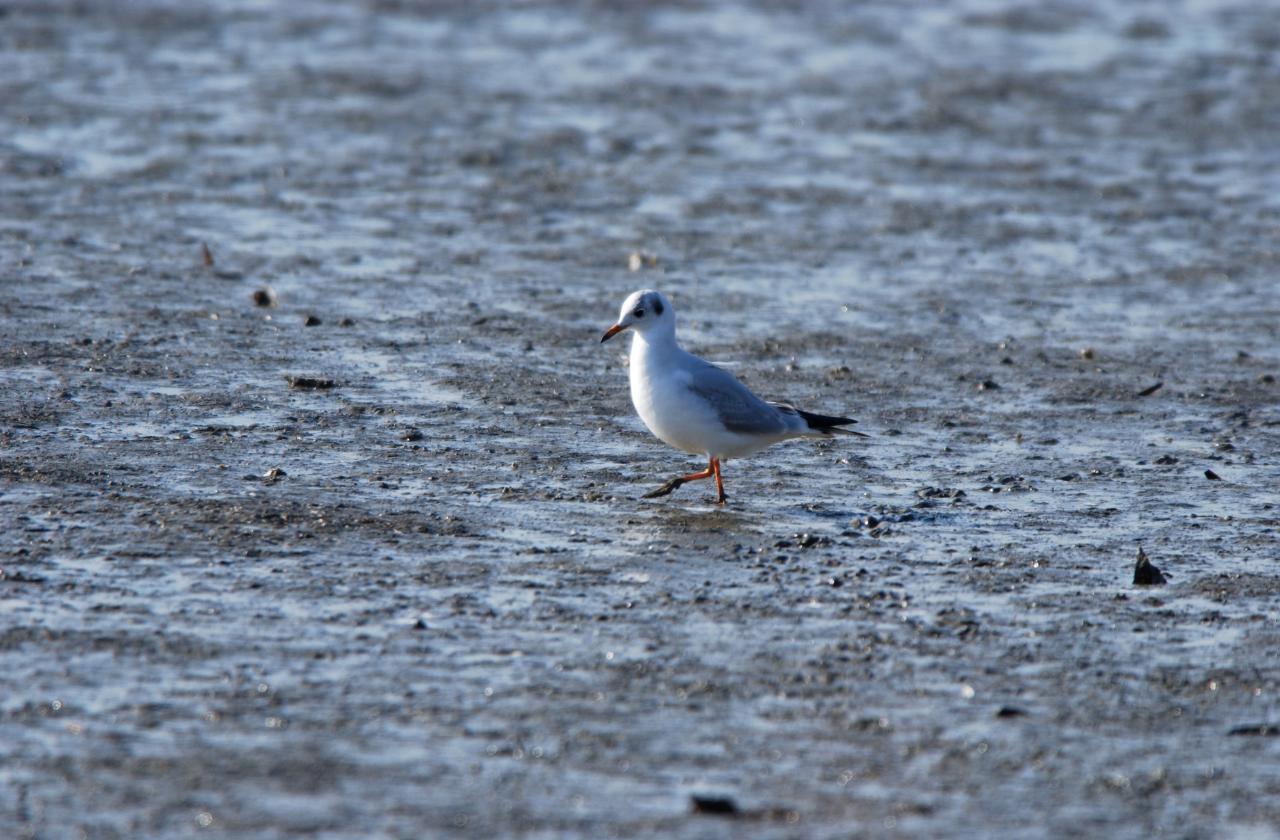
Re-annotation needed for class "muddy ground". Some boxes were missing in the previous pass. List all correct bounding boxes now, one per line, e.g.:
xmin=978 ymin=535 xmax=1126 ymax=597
xmin=3 ymin=1 xmax=1280 ymax=837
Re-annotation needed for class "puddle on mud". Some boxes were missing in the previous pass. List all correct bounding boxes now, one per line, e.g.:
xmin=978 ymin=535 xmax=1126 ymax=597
xmin=3 ymin=0 xmax=1280 ymax=837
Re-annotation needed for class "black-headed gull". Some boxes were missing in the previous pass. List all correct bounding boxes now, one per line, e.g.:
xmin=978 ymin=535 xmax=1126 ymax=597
xmin=601 ymin=289 xmax=865 ymax=505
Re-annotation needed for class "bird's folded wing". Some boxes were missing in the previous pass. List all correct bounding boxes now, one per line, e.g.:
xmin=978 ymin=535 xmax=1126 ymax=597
xmin=682 ymin=362 xmax=787 ymax=435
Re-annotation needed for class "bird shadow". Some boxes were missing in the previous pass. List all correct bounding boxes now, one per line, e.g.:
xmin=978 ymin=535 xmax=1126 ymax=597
xmin=637 ymin=499 xmax=759 ymax=534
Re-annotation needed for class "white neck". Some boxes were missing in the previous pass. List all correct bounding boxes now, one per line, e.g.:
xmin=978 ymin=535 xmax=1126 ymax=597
xmin=629 ymin=325 xmax=680 ymax=362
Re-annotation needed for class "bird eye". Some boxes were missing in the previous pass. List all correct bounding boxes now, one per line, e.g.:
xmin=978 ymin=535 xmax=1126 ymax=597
xmin=632 ymin=307 xmax=645 ymax=318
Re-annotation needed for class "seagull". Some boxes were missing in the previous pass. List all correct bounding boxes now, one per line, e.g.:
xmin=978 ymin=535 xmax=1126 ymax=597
xmin=601 ymin=289 xmax=865 ymax=504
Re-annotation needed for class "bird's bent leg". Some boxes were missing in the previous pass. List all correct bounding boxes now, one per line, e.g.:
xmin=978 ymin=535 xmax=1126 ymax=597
xmin=711 ymin=458 xmax=727 ymax=505
xmin=643 ymin=458 xmax=716 ymax=499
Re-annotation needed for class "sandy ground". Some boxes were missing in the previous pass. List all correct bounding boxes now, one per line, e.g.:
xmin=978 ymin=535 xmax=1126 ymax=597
xmin=3 ymin=1 xmax=1280 ymax=837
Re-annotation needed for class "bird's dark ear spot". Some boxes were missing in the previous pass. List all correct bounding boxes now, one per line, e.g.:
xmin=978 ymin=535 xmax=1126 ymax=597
xmin=653 ymin=298 xmax=664 ymax=315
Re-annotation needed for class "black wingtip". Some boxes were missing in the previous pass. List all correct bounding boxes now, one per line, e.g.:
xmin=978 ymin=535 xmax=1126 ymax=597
xmin=797 ymin=408 xmax=860 ymax=431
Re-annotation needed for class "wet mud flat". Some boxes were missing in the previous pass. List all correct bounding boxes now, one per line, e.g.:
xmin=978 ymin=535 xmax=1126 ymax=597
xmin=3 ymin=0 xmax=1280 ymax=837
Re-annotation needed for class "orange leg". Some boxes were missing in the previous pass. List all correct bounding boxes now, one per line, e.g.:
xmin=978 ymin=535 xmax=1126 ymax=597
xmin=643 ymin=457 xmax=717 ymax=499
xmin=711 ymin=458 xmax=727 ymax=505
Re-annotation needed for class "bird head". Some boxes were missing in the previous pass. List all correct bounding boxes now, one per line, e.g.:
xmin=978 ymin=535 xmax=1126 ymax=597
xmin=601 ymin=289 xmax=673 ymax=343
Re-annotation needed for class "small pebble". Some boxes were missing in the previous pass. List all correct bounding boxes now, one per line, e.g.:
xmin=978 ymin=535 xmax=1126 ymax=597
xmin=1227 ymin=724 xmax=1280 ymax=737
xmin=286 ymin=376 xmax=336 ymax=390
xmin=690 ymin=795 xmax=739 ymax=816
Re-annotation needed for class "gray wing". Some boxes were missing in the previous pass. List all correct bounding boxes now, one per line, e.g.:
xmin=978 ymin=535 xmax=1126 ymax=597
xmin=684 ymin=359 xmax=789 ymax=435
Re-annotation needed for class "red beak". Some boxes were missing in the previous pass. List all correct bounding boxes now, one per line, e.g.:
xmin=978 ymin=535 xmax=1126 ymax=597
xmin=600 ymin=323 xmax=626 ymax=343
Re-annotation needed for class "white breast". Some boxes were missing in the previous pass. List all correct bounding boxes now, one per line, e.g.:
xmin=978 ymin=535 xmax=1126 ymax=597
xmin=626 ymin=339 xmax=708 ymax=452
xmin=628 ymin=336 xmax=782 ymax=459
xmin=630 ymin=353 xmax=703 ymax=454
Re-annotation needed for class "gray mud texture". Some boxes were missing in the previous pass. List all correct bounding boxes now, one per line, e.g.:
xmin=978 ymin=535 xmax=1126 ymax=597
xmin=3 ymin=1 xmax=1280 ymax=838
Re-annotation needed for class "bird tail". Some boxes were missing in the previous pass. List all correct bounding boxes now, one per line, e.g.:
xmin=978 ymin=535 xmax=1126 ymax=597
xmin=796 ymin=408 xmax=869 ymax=438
